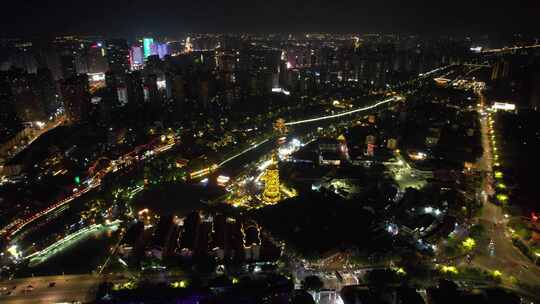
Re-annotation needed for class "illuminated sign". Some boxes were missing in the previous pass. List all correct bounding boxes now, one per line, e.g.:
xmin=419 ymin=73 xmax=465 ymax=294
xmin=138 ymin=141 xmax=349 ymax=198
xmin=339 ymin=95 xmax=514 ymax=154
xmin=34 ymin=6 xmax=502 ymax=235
xmin=271 ymin=88 xmax=291 ymax=96
xmin=217 ymin=175 xmax=230 ymax=186
xmin=156 ymin=79 xmax=166 ymax=90
xmin=492 ymin=102 xmax=516 ymax=111
xmin=470 ymin=46 xmax=483 ymax=53
xmin=88 ymin=72 xmax=105 ymax=82
xmin=409 ymin=151 xmax=427 ymax=161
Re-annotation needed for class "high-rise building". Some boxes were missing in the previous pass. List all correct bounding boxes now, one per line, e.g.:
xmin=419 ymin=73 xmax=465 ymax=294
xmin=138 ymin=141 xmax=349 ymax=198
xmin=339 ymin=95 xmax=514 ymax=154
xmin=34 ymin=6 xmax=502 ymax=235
xmin=59 ymin=52 xmax=77 ymax=80
xmin=60 ymin=75 xmax=90 ymax=124
xmin=106 ymin=39 xmax=130 ymax=75
xmin=117 ymin=85 xmax=128 ymax=106
xmin=126 ymin=71 xmax=144 ymax=107
xmin=9 ymin=69 xmax=47 ymax=122
xmin=130 ymin=46 xmax=144 ymax=69
xmin=36 ymin=68 xmax=59 ymax=117
xmin=54 ymin=37 xmax=85 ymax=79
xmin=143 ymin=74 xmax=159 ymax=104
xmin=0 ymin=72 xmax=20 ymax=142
xmin=156 ymin=43 xmax=170 ymax=59
xmin=86 ymin=43 xmax=108 ymax=74
xmin=143 ymin=38 xmax=154 ymax=59
xmin=7 ymin=41 xmax=38 ymax=74
xmin=199 ymin=80 xmax=209 ymax=108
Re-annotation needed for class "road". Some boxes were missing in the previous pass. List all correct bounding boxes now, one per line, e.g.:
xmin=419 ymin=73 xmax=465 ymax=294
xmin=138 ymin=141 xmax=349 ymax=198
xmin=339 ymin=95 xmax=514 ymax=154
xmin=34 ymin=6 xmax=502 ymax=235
xmin=0 ymin=270 xmax=194 ymax=304
xmin=385 ymin=152 xmax=431 ymax=190
xmin=471 ymin=93 xmax=540 ymax=288
xmin=0 ymin=116 xmax=66 ymax=164
xmin=0 ymin=274 xmax=98 ymax=304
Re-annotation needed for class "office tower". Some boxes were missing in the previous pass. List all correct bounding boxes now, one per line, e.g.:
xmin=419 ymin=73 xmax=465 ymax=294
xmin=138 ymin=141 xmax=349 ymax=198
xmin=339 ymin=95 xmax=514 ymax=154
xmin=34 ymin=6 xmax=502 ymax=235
xmin=8 ymin=41 xmax=38 ymax=74
xmin=9 ymin=70 xmax=47 ymax=122
xmin=86 ymin=43 xmax=108 ymax=74
xmin=36 ymin=68 xmax=59 ymax=116
xmin=54 ymin=37 xmax=84 ymax=79
xmin=106 ymin=39 xmax=130 ymax=75
xmin=60 ymin=75 xmax=90 ymax=124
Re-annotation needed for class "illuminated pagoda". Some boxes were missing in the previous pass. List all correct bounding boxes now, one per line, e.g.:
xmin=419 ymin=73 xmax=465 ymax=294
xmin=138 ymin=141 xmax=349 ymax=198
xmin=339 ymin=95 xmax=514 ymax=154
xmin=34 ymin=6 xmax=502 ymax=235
xmin=274 ymin=118 xmax=288 ymax=135
xmin=262 ymin=154 xmax=281 ymax=204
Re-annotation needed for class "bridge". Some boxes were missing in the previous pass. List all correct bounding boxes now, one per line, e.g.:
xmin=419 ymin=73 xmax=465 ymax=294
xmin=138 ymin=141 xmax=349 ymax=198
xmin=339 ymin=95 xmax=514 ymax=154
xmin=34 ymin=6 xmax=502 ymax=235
xmin=482 ymin=44 xmax=540 ymax=54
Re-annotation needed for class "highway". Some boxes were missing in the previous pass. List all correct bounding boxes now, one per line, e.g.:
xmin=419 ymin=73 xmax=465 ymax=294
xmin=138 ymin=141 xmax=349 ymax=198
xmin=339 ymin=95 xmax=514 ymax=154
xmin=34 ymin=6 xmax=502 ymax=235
xmin=471 ymin=91 xmax=540 ymax=289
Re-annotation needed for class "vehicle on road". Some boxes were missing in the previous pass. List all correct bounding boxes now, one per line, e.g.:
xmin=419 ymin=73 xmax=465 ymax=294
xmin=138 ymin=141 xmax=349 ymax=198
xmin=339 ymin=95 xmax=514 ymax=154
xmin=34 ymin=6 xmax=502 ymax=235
xmin=49 ymin=282 xmax=56 ymax=287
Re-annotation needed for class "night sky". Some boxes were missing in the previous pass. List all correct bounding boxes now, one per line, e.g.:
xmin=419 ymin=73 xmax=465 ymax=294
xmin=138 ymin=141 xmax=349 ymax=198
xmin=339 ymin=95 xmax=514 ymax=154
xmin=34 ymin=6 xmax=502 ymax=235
xmin=1 ymin=0 xmax=539 ymax=37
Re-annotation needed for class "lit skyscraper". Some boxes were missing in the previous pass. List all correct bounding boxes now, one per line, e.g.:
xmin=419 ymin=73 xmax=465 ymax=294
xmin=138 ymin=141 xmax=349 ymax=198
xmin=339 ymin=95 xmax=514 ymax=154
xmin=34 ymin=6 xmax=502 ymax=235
xmin=130 ymin=46 xmax=144 ymax=68
xmin=143 ymin=38 xmax=154 ymax=59
xmin=156 ymin=43 xmax=169 ymax=59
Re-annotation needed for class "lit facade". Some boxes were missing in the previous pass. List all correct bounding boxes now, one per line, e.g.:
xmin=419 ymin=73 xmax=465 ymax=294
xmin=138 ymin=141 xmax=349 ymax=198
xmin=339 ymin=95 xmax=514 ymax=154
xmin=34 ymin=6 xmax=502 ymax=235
xmin=143 ymin=38 xmax=154 ymax=59
xmin=262 ymin=154 xmax=281 ymax=204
